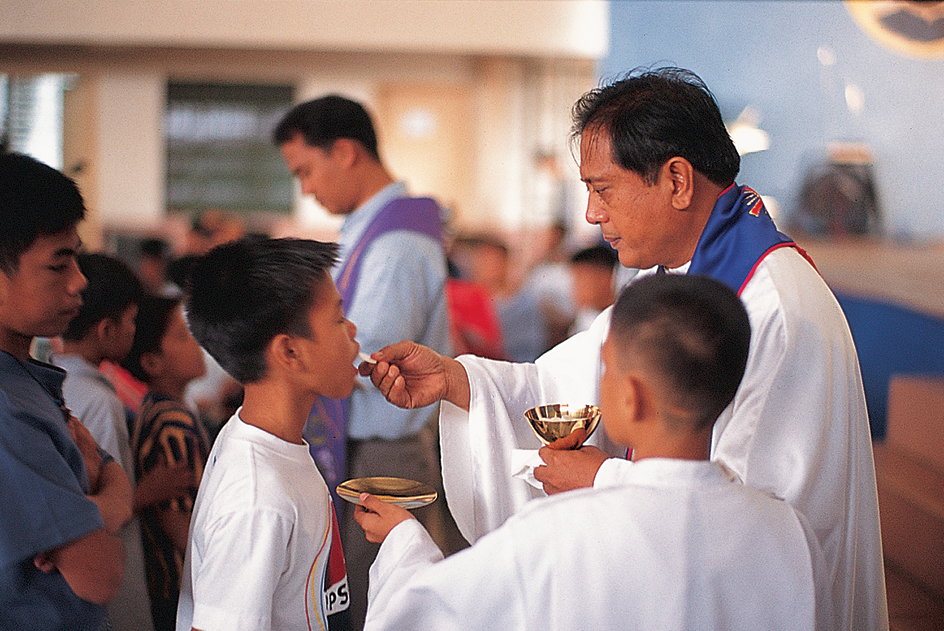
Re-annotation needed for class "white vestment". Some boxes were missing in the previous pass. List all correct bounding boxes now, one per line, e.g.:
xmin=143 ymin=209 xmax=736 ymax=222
xmin=366 ymin=459 xmax=826 ymax=631
xmin=440 ymin=248 xmax=887 ymax=631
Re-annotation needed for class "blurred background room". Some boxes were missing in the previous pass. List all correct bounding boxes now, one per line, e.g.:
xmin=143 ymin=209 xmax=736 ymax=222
xmin=2 ymin=1 xmax=943 ymax=628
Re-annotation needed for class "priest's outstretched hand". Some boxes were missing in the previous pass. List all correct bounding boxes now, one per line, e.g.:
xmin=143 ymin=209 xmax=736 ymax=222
xmin=353 ymin=493 xmax=415 ymax=544
xmin=534 ymin=429 xmax=609 ymax=495
xmin=359 ymin=340 xmax=472 ymax=411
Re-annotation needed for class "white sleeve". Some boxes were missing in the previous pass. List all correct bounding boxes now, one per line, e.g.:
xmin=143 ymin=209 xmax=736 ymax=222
xmin=364 ymin=518 xmax=525 ymax=631
xmin=440 ymin=308 xmax=621 ymax=543
xmin=78 ymin=393 xmax=128 ymax=468
xmin=593 ymin=457 xmax=636 ymax=489
xmin=189 ymin=509 xmax=291 ymax=631
xmin=366 ymin=519 xmax=443 ymax=615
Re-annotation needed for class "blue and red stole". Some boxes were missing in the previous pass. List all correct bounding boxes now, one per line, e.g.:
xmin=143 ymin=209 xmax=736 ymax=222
xmin=304 ymin=196 xmax=444 ymax=511
xmin=689 ymin=184 xmax=812 ymax=295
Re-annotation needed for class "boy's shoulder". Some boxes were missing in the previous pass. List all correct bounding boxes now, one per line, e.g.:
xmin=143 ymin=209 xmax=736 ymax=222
xmin=517 ymin=458 xmax=798 ymax=529
xmin=0 ymin=354 xmax=67 ymax=423
xmin=198 ymin=417 xmax=330 ymax=517
xmin=54 ymin=354 xmax=115 ymax=393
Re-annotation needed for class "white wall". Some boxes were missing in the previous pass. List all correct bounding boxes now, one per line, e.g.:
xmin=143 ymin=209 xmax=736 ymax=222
xmin=0 ymin=0 xmax=608 ymax=59
xmin=1 ymin=1 xmax=607 ymax=244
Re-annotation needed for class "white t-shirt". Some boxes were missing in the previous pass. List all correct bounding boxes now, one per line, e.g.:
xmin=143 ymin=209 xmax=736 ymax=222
xmin=177 ymin=412 xmax=348 ymax=631
xmin=366 ymin=459 xmax=826 ymax=631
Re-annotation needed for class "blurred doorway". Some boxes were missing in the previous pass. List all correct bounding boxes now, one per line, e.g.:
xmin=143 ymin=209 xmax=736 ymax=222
xmin=375 ymin=83 xmax=473 ymax=231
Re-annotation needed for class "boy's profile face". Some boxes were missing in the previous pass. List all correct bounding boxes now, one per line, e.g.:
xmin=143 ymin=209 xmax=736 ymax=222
xmin=105 ymin=303 xmax=138 ymax=362
xmin=157 ymin=305 xmax=206 ymax=385
xmin=297 ymin=277 xmax=359 ymax=399
xmin=0 ymin=227 xmax=86 ymax=349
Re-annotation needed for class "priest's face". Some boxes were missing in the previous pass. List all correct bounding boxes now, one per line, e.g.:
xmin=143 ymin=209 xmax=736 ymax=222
xmin=579 ymin=129 xmax=678 ymax=271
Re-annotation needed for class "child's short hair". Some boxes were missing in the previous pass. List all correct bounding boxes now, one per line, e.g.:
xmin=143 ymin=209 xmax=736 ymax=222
xmin=609 ymin=273 xmax=751 ymax=431
xmin=570 ymin=244 xmax=618 ymax=269
xmin=121 ymin=294 xmax=181 ymax=383
xmin=184 ymin=236 xmax=339 ymax=384
xmin=63 ymin=253 xmax=144 ymax=341
xmin=0 ymin=152 xmax=86 ymax=274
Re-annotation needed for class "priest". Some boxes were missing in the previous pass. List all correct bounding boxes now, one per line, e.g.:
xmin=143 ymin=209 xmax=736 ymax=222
xmin=361 ymin=67 xmax=886 ymax=631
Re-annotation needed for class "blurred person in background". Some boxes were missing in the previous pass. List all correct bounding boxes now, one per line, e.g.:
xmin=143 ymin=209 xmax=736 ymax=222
xmin=568 ymin=244 xmax=619 ymax=335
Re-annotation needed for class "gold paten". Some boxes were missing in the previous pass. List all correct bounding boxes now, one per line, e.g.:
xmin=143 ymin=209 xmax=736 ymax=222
xmin=336 ymin=476 xmax=438 ymax=509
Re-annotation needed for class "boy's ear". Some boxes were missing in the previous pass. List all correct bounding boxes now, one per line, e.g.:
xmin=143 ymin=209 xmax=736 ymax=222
xmin=623 ymin=372 xmax=655 ymax=426
xmin=0 ymin=269 xmax=14 ymax=307
xmin=95 ymin=317 xmax=116 ymax=343
xmin=268 ymin=333 xmax=303 ymax=373
xmin=331 ymin=138 xmax=359 ymax=170
xmin=140 ymin=350 xmax=163 ymax=380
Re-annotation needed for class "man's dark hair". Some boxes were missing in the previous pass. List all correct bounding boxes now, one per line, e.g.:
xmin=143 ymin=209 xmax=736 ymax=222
xmin=63 ymin=253 xmax=144 ymax=341
xmin=570 ymin=244 xmax=618 ymax=269
xmin=609 ymin=273 xmax=751 ymax=431
xmin=139 ymin=237 xmax=169 ymax=259
xmin=272 ymin=95 xmax=381 ymax=162
xmin=572 ymin=67 xmax=740 ymax=187
xmin=121 ymin=294 xmax=180 ymax=384
xmin=184 ymin=237 xmax=340 ymax=384
xmin=0 ymin=152 xmax=86 ymax=274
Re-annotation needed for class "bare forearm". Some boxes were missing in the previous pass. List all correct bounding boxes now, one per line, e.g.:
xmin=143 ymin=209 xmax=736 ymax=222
xmin=158 ymin=508 xmax=193 ymax=554
xmin=49 ymin=529 xmax=126 ymax=604
xmin=89 ymin=460 xmax=133 ymax=533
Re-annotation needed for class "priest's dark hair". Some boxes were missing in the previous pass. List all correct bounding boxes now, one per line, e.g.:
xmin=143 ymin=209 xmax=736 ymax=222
xmin=183 ymin=236 xmax=339 ymax=384
xmin=0 ymin=152 xmax=86 ymax=274
xmin=571 ymin=67 xmax=740 ymax=187
xmin=608 ymin=273 xmax=751 ymax=431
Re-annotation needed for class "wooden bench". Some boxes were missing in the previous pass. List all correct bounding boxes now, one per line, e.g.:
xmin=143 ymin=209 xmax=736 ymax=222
xmin=873 ymin=375 xmax=944 ymax=628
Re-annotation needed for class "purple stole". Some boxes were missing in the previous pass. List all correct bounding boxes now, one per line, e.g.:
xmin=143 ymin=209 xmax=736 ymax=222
xmin=689 ymin=184 xmax=812 ymax=295
xmin=304 ymin=196 xmax=443 ymax=511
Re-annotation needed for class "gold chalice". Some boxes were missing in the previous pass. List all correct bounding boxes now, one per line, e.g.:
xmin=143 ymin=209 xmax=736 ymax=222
xmin=524 ymin=403 xmax=601 ymax=448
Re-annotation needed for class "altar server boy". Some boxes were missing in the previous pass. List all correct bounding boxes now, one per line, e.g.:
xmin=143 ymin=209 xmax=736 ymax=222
xmin=176 ymin=237 xmax=357 ymax=631
xmin=355 ymin=273 xmax=831 ymax=631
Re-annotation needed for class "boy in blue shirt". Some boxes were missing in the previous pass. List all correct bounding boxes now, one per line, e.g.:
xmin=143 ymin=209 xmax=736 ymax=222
xmin=0 ymin=152 xmax=133 ymax=630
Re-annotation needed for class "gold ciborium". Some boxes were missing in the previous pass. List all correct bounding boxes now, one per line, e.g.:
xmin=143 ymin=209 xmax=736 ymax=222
xmin=524 ymin=403 xmax=601 ymax=448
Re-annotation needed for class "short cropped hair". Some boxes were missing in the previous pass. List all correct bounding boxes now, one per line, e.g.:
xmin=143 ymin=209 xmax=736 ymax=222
xmin=121 ymin=294 xmax=180 ymax=384
xmin=63 ymin=253 xmax=144 ymax=341
xmin=139 ymin=237 xmax=169 ymax=259
xmin=0 ymin=152 xmax=86 ymax=274
xmin=184 ymin=236 xmax=340 ymax=384
xmin=272 ymin=95 xmax=381 ymax=162
xmin=572 ymin=67 xmax=740 ymax=187
xmin=609 ymin=273 xmax=751 ymax=431
xmin=570 ymin=244 xmax=618 ymax=269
